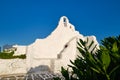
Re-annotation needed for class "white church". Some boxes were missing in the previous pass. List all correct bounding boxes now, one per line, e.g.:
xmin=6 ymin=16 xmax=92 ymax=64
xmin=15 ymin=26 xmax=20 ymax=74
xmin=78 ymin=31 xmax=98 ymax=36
xmin=0 ymin=16 xmax=99 ymax=75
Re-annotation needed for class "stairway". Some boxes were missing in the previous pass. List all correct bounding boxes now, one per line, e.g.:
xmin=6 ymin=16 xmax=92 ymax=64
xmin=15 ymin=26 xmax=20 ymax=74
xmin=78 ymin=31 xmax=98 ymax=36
xmin=0 ymin=72 xmax=64 ymax=80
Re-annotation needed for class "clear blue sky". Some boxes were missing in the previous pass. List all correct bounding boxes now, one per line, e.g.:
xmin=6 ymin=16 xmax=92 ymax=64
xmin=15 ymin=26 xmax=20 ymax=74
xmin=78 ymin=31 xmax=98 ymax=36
xmin=0 ymin=0 xmax=120 ymax=46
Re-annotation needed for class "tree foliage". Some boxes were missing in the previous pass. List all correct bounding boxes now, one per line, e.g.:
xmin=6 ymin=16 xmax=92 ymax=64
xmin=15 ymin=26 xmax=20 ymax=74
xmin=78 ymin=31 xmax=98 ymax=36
xmin=55 ymin=35 xmax=120 ymax=80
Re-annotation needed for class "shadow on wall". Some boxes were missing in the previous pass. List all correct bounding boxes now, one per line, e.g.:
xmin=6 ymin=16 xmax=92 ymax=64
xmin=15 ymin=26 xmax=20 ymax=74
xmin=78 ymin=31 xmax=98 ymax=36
xmin=24 ymin=65 xmax=64 ymax=80
xmin=27 ymin=65 xmax=51 ymax=74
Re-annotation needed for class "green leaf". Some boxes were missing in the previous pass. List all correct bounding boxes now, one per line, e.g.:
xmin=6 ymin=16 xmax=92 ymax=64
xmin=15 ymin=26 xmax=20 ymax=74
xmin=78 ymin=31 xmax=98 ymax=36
xmin=61 ymin=67 xmax=70 ymax=80
xmin=79 ymin=39 xmax=86 ymax=46
xmin=112 ymin=42 xmax=118 ymax=52
xmin=77 ymin=47 xmax=86 ymax=57
xmin=100 ymin=51 xmax=111 ymax=70
xmin=77 ymin=42 xmax=83 ymax=48
xmin=90 ymin=67 xmax=100 ymax=73
xmin=88 ymin=40 xmax=94 ymax=50
xmin=109 ymin=65 xmax=120 ymax=76
xmin=111 ymin=52 xmax=120 ymax=60
xmin=91 ymin=44 xmax=97 ymax=53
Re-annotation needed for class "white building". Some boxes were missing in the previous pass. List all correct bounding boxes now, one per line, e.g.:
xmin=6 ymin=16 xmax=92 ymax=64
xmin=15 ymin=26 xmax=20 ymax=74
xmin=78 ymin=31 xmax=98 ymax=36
xmin=26 ymin=16 xmax=99 ymax=73
xmin=13 ymin=45 xmax=27 ymax=56
xmin=0 ymin=16 xmax=99 ymax=75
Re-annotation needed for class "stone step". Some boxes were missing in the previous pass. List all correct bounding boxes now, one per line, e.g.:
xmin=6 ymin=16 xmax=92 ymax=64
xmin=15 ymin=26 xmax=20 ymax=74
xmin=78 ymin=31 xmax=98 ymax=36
xmin=0 ymin=73 xmax=64 ymax=80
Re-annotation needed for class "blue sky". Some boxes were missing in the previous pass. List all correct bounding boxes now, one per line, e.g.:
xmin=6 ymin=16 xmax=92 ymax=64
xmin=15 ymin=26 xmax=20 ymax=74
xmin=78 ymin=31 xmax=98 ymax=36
xmin=0 ymin=0 xmax=120 ymax=46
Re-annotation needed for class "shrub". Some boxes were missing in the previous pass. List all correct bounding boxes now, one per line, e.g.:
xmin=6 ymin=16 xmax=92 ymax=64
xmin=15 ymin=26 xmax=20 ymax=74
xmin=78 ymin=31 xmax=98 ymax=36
xmin=55 ymin=35 xmax=120 ymax=80
xmin=0 ymin=51 xmax=26 ymax=59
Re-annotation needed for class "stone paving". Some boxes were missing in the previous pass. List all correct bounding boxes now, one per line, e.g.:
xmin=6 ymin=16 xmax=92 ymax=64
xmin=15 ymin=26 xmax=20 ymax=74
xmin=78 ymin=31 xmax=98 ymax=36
xmin=0 ymin=72 xmax=64 ymax=80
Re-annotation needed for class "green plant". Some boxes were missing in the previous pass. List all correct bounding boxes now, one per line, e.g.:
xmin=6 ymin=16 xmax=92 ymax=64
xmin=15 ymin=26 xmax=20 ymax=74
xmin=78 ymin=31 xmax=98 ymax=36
xmin=0 ymin=51 xmax=14 ymax=59
xmin=101 ymin=36 xmax=120 ymax=80
xmin=55 ymin=35 xmax=120 ymax=80
xmin=13 ymin=54 xmax=26 ymax=59
xmin=0 ymin=51 xmax=26 ymax=59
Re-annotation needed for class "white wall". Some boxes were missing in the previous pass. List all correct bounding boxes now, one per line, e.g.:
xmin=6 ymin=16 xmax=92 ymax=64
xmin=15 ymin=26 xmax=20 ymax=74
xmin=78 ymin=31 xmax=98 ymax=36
xmin=13 ymin=45 xmax=27 ymax=56
xmin=0 ymin=16 xmax=99 ymax=75
xmin=0 ymin=59 xmax=26 ymax=75
xmin=26 ymin=16 xmax=99 ymax=73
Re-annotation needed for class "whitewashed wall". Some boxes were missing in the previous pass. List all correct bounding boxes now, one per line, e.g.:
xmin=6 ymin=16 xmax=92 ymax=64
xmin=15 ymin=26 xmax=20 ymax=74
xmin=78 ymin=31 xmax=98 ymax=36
xmin=13 ymin=45 xmax=27 ymax=56
xmin=26 ymin=16 xmax=99 ymax=73
xmin=0 ymin=16 xmax=99 ymax=75
xmin=0 ymin=59 xmax=26 ymax=75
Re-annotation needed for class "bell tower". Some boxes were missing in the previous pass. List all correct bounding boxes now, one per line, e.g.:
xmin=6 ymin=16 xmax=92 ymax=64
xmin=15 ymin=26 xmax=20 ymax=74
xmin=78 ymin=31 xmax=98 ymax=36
xmin=63 ymin=17 xmax=67 ymax=26
xmin=59 ymin=16 xmax=69 ymax=27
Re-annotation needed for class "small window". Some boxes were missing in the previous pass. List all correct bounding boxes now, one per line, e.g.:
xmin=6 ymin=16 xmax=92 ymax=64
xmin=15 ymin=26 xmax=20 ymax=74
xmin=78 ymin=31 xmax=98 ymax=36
xmin=63 ymin=18 xmax=67 ymax=26
xmin=63 ymin=18 xmax=66 ymax=23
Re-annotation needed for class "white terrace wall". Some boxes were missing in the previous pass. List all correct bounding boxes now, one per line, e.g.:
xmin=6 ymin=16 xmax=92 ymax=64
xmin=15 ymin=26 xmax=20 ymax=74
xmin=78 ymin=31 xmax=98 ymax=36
xmin=13 ymin=45 xmax=27 ymax=56
xmin=0 ymin=59 xmax=26 ymax=75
